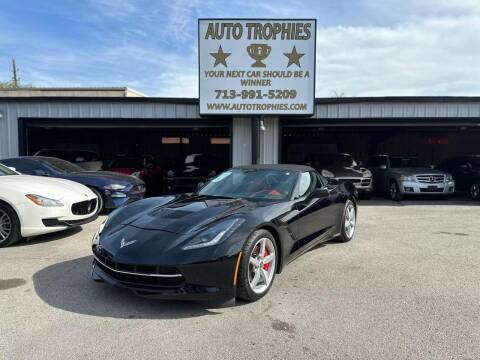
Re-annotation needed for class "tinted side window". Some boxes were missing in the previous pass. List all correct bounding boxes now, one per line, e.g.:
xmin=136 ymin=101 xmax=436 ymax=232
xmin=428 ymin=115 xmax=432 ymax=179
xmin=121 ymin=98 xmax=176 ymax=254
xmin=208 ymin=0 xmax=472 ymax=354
xmin=1 ymin=159 xmax=48 ymax=175
xmin=367 ymin=156 xmax=386 ymax=167
xmin=443 ymin=158 xmax=461 ymax=169
xmin=316 ymin=173 xmax=327 ymax=187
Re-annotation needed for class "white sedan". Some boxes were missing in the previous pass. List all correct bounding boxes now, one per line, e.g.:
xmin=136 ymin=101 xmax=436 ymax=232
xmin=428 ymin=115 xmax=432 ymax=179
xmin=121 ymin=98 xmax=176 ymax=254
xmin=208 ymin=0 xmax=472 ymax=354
xmin=0 ymin=163 xmax=98 ymax=247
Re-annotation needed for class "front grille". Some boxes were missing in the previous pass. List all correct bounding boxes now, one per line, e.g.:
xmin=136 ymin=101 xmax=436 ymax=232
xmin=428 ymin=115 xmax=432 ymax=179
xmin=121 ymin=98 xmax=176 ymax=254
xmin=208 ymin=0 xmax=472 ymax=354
xmin=93 ymin=246 xmax=183 ymax=288
xmin=416 ymin=175 xmax=445 ymax=183
xmin=361 ymin=178 xmax=372 ymax=186
xmin=71 ymin=199 xmax=97 ymax=215
xmin=95 ymin=260 xmax=184 ymax=288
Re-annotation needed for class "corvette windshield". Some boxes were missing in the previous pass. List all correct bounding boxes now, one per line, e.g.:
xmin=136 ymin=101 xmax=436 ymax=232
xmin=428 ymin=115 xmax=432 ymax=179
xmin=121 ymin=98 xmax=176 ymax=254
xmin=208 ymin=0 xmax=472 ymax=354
xmin=199 ymin=169 xmax=298 ymax=201
xmin=0 ymin=164 xmax=18 ymax=176
xmin=38 ymin=157 xmax=83 ymax=174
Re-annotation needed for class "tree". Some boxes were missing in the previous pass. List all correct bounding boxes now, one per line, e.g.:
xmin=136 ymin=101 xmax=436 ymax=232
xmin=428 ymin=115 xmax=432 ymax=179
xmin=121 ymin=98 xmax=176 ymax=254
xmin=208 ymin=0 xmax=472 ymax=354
xmin=0 ymin=59 xmax=32 ymax=89
xmin=0 ymin=80 xmax=19 ymax=89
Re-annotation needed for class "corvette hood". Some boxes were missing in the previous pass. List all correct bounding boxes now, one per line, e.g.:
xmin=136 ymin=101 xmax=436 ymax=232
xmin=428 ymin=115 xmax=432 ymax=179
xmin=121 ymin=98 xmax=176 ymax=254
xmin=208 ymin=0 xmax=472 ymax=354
xmin=124 ymin=195 xmax=249 ymax=234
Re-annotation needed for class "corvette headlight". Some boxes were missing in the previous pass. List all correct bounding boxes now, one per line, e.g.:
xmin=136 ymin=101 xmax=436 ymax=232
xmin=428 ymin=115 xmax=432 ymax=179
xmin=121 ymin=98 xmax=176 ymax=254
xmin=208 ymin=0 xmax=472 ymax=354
xmin=105 ymin=184 xmax=126 ymax=191
xmin=183 ymin=218 xmax=245 ymax=250
xmin=25 ymin=194 xmax=64 ymax=207
xmin=321 ymin=169 xmax=334 ymax=178
xmin=362 ymin=169 xmax=372 ymax=178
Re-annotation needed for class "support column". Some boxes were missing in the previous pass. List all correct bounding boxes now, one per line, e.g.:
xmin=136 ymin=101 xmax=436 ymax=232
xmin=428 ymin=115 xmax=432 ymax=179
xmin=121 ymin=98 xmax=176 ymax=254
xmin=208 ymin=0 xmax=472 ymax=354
xmin=258 ymin=117 xmax=279 ymax=164
xmin=232 ymin=117 xmax=252 ymax=167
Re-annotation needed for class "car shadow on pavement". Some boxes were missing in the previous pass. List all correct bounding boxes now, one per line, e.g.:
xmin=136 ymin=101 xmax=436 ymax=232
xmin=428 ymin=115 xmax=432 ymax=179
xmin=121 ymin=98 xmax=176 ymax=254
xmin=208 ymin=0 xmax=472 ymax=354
xmin=13 ymin=227 xmax=84 ymax=247
xmin=33 ymin=255 xmax=241 ymax=319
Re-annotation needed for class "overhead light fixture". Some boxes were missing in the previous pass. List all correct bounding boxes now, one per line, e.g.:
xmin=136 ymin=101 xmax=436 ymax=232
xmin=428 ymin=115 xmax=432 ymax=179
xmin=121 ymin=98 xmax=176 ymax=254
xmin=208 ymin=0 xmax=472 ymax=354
xmin=259 ymin=120 xmax=266 ymax=131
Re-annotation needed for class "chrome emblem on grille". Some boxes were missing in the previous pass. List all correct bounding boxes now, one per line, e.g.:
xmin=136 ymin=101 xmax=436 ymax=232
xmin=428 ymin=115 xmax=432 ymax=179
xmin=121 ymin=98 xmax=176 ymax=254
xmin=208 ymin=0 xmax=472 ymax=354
xmin=120 ymin=238 xmax=137 ymax=248
xmin=430 ymin=176 xmax=435 ymax=182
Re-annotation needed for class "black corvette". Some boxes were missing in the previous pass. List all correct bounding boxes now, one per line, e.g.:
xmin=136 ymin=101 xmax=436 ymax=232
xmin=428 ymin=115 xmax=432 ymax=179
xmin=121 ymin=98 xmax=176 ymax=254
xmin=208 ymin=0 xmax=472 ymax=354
xmin=91 ymin=164 xmax=358 ymax=302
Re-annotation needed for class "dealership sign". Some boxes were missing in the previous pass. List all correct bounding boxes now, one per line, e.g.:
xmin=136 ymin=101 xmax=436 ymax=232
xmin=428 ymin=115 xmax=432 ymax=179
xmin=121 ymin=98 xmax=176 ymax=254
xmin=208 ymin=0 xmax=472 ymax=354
xmin=198 ymin=19 xmax=316 ymax=116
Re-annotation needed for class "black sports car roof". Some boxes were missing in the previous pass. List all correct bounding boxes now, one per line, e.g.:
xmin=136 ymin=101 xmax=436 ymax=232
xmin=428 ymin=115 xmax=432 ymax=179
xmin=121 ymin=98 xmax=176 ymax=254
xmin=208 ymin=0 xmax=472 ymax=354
xmin=233 ymin=164 xmax=314 ymax=172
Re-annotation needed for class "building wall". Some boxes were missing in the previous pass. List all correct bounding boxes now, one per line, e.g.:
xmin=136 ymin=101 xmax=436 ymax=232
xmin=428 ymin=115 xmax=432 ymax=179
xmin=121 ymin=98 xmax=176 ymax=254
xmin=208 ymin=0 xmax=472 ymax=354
xmin=313 ymin=99 xmax=480 ymax=119
xmin=0 ymin=99 xmax=252 ymax=166
xmin=1 ymin=97 xmax=480 ymax=164
xmin=0 ymin=87 xmax=144 ymax=97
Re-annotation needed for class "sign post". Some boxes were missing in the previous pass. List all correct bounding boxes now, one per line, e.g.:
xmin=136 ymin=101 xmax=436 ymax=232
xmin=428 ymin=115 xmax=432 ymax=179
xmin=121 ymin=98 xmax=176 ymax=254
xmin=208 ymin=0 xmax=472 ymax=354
xmin=199 ymin=19 xmax=316 ymax=116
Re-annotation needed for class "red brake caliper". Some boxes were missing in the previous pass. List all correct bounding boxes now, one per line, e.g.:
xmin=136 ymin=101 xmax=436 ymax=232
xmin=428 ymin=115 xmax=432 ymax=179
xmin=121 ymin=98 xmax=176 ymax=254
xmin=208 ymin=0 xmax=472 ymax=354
xmin=263 ymin=248 xmax=270 ymax=270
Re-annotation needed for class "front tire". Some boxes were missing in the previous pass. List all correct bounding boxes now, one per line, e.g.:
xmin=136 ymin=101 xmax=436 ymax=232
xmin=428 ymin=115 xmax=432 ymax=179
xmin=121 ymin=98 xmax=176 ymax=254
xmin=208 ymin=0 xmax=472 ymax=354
xmin=89 ymin=187 xmax=105 ymax=214
xmin=236 ymin=230 xmax=277 ymax=302
xmin=469 ymin=183 xmax=480 ymax=200
xmin=0 ymin=202 xmax=21 ymax=247
xmin=338 ymin=200 xmax=357 ymax=243
xmin=389 ymin=181 xmax=403 ymax=201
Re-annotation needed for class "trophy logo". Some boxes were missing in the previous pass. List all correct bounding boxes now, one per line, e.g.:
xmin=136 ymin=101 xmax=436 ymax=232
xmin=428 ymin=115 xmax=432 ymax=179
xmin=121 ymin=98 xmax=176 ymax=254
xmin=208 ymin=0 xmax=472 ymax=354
xmin=246 ymin=43 xmax=271 ymax=68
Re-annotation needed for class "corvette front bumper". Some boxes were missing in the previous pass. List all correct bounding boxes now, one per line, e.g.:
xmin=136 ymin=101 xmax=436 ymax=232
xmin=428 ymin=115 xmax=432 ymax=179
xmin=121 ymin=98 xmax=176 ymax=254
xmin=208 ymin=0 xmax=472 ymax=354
xmin=91 ymin=254 xmax=239 ymax=302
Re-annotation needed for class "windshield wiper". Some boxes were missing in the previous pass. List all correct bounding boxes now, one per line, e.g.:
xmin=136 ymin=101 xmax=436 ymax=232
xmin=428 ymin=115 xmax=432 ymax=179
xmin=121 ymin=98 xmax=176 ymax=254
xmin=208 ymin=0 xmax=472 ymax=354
xmin=198 ymin=194 xmax=239 ymax=200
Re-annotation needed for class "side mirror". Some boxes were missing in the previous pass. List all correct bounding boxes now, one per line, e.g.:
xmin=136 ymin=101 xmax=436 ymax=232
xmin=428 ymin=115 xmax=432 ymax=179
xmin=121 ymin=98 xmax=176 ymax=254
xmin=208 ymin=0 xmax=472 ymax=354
xmin=380 ymin=164 xmax=387 ymax=170
xmin=196 ymin=182 xmax=205 ymax=192
xmin=34 ymin=169 xmax=48 ymax=176
xmin=327 ymin=178 xmax=339 ymax=185
xmin=316 ymin=185 xmax=330 ymax=193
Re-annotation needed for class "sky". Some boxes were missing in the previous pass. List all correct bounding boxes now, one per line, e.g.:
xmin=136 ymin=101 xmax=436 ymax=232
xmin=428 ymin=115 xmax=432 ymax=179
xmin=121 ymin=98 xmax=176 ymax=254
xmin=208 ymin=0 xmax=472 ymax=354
xmin=0 ymin=0 xmax=479 ymax=97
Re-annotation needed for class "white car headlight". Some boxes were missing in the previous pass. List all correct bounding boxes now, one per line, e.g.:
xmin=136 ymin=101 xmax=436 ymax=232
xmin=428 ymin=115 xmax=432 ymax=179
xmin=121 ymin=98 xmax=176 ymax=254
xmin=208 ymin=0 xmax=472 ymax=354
xmin=362 ymin=169 xmax=372 ymax=178
xmin=445 ymin=174 xmax=453 ymax=181
xmin=25 ymin=194 xmax=64 ymax=207
xmin=321 ymin=169 xmax=335 ymax=178
xmin=399 ymin=175 xmax=415 ymax=182
xmin=182 ymin=218 xmax=245 ymax=250
xmin=104 ymin=184 xmax=126 ymax=191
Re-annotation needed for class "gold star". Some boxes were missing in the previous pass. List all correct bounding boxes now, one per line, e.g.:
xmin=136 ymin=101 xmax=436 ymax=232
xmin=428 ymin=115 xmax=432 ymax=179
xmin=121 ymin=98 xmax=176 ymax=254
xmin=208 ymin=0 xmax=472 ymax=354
xmin=210 ymin=45 xmax=231 ymax=67
xmin=284 ymin=46 xmax=305 ymax=68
